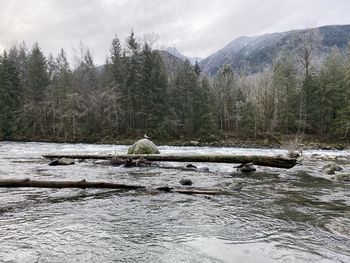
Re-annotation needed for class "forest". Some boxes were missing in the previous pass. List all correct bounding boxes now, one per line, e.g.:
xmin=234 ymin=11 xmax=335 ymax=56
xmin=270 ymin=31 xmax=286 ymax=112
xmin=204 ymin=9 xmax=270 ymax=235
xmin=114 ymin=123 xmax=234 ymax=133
xmin=0 ymin=30 xmax=350 ymax=143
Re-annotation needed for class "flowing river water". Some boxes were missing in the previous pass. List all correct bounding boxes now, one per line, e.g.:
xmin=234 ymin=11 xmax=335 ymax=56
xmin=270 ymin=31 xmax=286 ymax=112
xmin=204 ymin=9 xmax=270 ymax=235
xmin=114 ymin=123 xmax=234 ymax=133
xmin=0 ymin=141 xmax=349 ymax=262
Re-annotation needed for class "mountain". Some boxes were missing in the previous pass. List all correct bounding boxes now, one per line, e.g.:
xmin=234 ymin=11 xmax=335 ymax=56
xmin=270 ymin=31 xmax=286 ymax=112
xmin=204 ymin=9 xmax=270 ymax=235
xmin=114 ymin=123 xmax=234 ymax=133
xmin=157 ymin=50 xmax=186 ymax=74
xmin=165 ymin=47 xmax=202 ymax=65
xmin=199 ymin=24 xmax=350 ymax=75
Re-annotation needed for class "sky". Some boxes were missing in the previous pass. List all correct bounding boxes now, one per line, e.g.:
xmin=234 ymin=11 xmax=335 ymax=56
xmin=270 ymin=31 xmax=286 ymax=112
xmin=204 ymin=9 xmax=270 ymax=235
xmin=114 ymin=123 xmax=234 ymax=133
xmin=1 ymin=0 xmax=350 ymax=65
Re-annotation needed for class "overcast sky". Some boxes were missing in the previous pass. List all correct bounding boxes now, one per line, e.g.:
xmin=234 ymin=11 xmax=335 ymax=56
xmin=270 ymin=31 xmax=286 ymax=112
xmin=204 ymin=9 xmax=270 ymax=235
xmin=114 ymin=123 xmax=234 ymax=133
xmin=1 ymin=0 xmax=350 ymax=64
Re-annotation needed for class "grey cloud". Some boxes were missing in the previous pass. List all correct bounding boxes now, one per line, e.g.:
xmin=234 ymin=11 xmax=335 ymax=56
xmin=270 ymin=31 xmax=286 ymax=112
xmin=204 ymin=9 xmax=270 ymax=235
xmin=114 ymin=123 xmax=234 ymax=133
xmin=1 ymin=0 xmax=350 ymax=64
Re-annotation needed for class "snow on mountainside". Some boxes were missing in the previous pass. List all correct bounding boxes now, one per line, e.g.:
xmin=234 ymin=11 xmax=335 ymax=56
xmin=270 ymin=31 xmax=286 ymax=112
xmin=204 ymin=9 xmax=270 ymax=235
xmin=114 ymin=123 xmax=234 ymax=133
xmin=165 ymin=47 xmax=202 ymax=65
xmin=199 ymin=24 xmax=350 ymax=75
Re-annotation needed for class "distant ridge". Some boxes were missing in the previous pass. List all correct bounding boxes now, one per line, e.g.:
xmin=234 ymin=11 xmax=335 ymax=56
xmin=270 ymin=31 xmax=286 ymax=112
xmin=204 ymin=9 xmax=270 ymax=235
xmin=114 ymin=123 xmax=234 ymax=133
xmin=156 ymin=50 xmax=186 ymax=74
xmin=199 ymin=24 xmax=350 ymax=75
xmin=164 ymin=47 xmax=202 ymax=65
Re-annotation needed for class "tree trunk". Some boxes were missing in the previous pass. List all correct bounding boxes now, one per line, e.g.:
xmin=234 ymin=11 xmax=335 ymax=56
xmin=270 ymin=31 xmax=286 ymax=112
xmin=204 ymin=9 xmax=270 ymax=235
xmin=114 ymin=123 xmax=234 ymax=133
xmin=0 ymin=178 xmax=145 ymax=189
xmin=43 ymin=153 xmax=297 ymax=169
xmin=0 ymin=179 xmax=228 ymax=195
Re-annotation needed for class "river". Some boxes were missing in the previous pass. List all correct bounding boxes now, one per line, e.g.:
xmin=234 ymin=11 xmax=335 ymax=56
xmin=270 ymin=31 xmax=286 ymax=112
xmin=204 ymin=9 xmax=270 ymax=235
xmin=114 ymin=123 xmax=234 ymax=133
xmin=0 ymin=141 xmax=349 ymax=262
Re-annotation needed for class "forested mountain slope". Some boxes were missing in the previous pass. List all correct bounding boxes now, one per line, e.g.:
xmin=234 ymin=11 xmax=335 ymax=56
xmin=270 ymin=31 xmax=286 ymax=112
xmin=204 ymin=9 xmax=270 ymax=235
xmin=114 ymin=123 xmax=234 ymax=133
xmin=200 ymin=24 xmax=350 ymax=75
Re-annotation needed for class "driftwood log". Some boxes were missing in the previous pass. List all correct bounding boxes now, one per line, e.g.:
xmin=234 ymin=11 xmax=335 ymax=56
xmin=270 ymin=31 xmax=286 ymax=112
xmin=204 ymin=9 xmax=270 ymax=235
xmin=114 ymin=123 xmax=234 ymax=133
xmin=43 ymin=153 xmax=297 ymax=169
xmin=0 ymin=178 xmax=145 ymax=190
xmin=0 ymin=179 xmax=229 ymax=195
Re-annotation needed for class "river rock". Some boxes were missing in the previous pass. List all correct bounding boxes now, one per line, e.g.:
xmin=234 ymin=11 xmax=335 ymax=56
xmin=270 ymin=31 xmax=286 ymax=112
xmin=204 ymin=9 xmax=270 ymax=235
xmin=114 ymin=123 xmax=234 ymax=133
xmin=220 ymin=181 xmax=245 ymax=191
xmin=127 ymin=139 xmax=160 ymax=154
xmin=228 ymin=182 xmax=245 ymax=191
xmin=237 ymin=163 xmax=256 ymax=173
xmin=198 ymin=167 xmax=210 ymax=173
xmin=189 ymin=140 xmax=200 ymax=146
xmin=321 ymin=162 xmax=343 ymax=175
xmin=49 ymin=157 xmax=75 ymax=166
xmin=179 ymin=178 xmax=193 ymax=186
xmin=311 ymin=153 xmax=320 ymax=158
xmin=288 ymin=151 xmax=301 ymax=158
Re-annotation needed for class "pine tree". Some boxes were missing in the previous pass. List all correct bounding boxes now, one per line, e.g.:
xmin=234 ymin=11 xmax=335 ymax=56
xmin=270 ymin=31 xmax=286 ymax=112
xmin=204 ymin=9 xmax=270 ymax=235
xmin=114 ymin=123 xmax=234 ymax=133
xmin=170 ymin=60 xmax=198 ymax=134
xmin=8 ymin=41 xmax=27 ymax=92
xmin=106 ymin=34 xmax=124 ymax=84
xmin=195 ymin=77 xmax=217 ymax=135
xmin=48 ymin=49 xmax=73 ymax=137
xmin=123 ymin=30 xmax=141 ymax=132
xmin=139 ymin=43 xmax=169 ymax=135
xmin=0 ymin=52 xmax=21 ymax=138
xmin=25 ymin=42 xmax=49 ymax=101
xmin=20 ymin=42 xmax=49 ymax=136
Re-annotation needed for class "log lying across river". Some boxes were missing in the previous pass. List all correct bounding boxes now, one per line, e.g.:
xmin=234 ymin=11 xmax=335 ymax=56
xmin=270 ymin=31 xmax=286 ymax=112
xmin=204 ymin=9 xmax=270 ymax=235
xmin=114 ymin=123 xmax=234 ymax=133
xmin=43 ymin=153 xmax=297 ymax=169
xmin=0 ymin=178 xmax=226 ymax=195
xmin=0 ymin=178 xmax=145 ymax=190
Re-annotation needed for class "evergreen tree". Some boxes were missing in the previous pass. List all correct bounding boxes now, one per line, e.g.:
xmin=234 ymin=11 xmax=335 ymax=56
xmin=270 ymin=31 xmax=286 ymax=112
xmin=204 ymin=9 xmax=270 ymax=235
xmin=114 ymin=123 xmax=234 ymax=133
xmin=123 ymin=30 xmax=141 ymax=132
xmin=8 ymin=41 xmax=27 ymax=92
xmin=0 ymin=52 xmax=21 ymax=138
xmin=106 ymin=34 xmax=124 ymax=84
xmin=195 ymin=77 xmax=217 ymax=135
xmin=48 ymin=49 xmax=73 ymax=137
xmin=170 ymin=60 xmax=198 ymax=134
xmin=20 ymin=42 xmax=49 ymax=136
xmin=140 ymin=44 xmax=169 ymax=135
xmin=25 ymin=42 xmax=49 ymax=101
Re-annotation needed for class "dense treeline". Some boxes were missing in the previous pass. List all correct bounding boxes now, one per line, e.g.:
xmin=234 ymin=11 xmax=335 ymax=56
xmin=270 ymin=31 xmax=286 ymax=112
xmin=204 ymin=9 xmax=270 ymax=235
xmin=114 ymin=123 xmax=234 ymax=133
xmin=0 ymin=30 xmax=350 ymax=142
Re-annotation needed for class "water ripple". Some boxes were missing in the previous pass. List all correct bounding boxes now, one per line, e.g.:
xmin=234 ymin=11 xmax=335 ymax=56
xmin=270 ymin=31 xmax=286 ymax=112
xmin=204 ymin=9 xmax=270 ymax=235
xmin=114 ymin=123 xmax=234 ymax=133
xmin=0 ymin=141 xmax=349 ymax=262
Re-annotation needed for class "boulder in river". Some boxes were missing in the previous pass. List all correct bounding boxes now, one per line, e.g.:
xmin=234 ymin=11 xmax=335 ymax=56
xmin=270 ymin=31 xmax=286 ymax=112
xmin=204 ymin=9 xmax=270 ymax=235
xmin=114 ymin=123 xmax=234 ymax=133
xmin=321 ymin=162 xmax=343 ymax=175
xmin=179 ymin=178 xmax=193 ymax=186
xmin=127 ymin=139 xmax=160 ymax=154
xmin=236 ymin=163 xmax=256 ymax=173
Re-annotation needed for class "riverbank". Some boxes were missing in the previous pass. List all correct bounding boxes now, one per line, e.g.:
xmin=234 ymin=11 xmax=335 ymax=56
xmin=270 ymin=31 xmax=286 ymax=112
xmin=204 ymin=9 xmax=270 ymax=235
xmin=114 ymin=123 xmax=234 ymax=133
xmin=6 ymin=134 xmax=350 ymax=150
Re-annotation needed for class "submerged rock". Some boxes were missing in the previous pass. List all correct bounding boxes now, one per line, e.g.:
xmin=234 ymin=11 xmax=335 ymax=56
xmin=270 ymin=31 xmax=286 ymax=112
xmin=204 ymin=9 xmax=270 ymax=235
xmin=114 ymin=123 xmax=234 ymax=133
xmin=321 ymin=162 xmax=343 ymax=175
xmin=49 ymin=157 xmax=75 ymax=166
xmin=184 ymin=164 xmax=209 ymax=173
xmin=219 ymin=181 xmax=245 ymax=191
xmin=333 ymin=174 xmax=350 ymax=182
xmin=127 ymin=139 xmax=160 ymax=154
xmin=228 ymin=182 xmax=245 ymax=191
xmin=198 ymin=167 xmax=210 ymax=173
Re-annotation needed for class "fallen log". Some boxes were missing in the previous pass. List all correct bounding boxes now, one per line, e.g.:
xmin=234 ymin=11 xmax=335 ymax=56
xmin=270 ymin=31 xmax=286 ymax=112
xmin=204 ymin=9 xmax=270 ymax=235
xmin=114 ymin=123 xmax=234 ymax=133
xmin=0 ymin=179 xmax=235 ymax=195
xmin=0 ymin=178 xmax=145 ymax=190
xmin=43 ymin=153 xmax=297 ymax=168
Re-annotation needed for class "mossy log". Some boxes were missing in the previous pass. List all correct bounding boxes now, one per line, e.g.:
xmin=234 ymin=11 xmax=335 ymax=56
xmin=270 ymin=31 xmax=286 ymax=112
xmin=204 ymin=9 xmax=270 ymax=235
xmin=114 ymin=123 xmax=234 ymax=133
xmin=43 ymin=153 xmax=297 ymax=169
